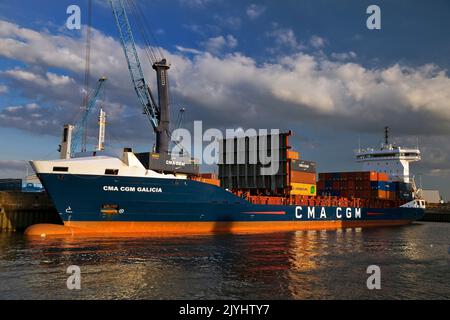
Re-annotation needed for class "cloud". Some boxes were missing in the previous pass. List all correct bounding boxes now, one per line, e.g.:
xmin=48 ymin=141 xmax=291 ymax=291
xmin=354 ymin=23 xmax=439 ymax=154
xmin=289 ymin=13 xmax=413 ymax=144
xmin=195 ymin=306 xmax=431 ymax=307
xmin=175 ymin=45 xmax=202 ymax=55
xmin=266 ymin=25 xmax=304 ymax=51
xmin=0 ymin=159 xmax=27 ymax=171
xmin=331 ymin=51 xmax=357 ymax=61
xmin=214 ymin=15 xmax=241 ymax=30
xmin=1 ymin=19 xmax=450 ymax=173
xmin=0 ymin=160 xmax=29 ymax=179
xmin=246 ymin=4 xmax=266 ymax=20
xmin=3 ymin=69 xmax=74 ymax=87
xmin=201 ymin=35 xmax=238 ymax=54
xmin=0 ymin=84 xmax=7 ymax=94
xmin=309 ymin=35 xmax=326 ymax=49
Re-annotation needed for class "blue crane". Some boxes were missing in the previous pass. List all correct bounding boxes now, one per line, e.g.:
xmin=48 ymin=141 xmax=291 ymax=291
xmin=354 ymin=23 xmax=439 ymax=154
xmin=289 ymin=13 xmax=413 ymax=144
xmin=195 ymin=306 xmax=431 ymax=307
xmin=109 ymin=0 xmax=171 ymax=155
xmin=71 ymin=77 xmax=107 ymax=154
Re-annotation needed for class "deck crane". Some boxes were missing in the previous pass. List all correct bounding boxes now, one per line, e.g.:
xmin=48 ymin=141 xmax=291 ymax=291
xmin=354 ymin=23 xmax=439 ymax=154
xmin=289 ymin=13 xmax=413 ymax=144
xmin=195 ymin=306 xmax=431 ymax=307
xmin=70 ymin=77 xmax=107 ymax=154
xmin=109 ymin=0 xmax=171 ymax=155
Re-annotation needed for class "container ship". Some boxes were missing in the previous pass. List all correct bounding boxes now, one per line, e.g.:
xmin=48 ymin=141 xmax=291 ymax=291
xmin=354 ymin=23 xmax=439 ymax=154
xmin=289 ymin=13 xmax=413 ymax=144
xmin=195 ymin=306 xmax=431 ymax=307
xmin=25 ymin=0 xmax=425 ymax=236
xmin=25 ymin=130 xmax=425 ymax=237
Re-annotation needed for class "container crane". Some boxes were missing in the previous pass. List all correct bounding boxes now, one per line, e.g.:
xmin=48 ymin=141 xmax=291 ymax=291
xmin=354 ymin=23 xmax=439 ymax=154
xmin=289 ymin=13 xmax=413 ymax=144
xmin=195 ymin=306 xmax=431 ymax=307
xmin=109 ymin=0 xmax=171 ymax=155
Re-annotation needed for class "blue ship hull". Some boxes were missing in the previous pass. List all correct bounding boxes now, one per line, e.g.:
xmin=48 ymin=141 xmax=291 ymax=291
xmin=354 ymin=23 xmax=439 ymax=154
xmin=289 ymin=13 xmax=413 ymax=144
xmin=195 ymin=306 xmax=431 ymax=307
xmin=21 ymin=172 xmax=425 ymax=236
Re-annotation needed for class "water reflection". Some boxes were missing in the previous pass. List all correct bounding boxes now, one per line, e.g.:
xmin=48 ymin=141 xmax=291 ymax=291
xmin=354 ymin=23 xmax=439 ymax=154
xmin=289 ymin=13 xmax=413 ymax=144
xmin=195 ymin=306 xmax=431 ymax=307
xmin=0 ymin=222 xmax=449 ymax=299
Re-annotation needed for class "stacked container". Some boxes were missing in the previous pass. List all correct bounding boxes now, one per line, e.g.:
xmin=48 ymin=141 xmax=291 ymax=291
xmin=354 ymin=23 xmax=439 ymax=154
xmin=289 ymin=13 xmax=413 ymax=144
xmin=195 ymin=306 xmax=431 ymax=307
xmin=317 ymin=171 xmax=412 ymax=201
xmin=289 ymin=157 xmax=317 ymax=196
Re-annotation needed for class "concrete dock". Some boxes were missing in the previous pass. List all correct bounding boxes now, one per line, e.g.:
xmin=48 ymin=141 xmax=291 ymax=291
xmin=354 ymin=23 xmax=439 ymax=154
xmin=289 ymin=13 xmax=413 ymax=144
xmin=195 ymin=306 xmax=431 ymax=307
xmin=0 ymin=191 xmax=62 ymax=232
xmin=421 ymin=208 xmax=450 ymax=223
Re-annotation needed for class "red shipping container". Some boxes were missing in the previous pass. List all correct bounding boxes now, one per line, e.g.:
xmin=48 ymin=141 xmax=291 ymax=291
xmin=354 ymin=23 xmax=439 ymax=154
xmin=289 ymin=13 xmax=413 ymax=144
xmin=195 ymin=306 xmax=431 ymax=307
xmin=200 ymin=173 xmax=217 ymax=179
xmin=348 ymin=180 xmax=355 ymax=190
xmin=332 ymin=181 xmax=339 ymax=190
xmin=317 ymin=180 xmax=325 ymax=190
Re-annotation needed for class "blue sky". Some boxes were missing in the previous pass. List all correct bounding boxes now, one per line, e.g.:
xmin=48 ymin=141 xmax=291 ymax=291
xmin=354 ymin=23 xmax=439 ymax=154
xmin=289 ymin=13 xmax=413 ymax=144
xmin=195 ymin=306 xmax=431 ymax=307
xmin=0 ymin=0 xmax=450 ymax=199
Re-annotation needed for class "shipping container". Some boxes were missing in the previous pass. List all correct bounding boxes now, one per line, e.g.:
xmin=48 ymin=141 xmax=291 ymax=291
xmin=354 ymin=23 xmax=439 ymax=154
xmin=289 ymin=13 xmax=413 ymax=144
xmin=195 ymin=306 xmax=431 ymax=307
xmin=387 ymin=190 xmax=397 ymax=201
xmin=196 ymin=177 xmax=221 ymax=187
xmin=291 ymin=159 xmax=316 ymax=173
xmin=199 ymin=173 xmax=217 ymax=179
xmin=135 ymin=152 xmax=199 ymax=174
xmin=348 ymin=180 xmax=355 ymax=190
xmin=290 ymin=171 xmax=316 ymax=184
xmin=290 ymin=183 xmax=316 ymax=196
xmin=370 ymin=181 xmax=397 ymax=191
xmin=317 ymin=180 xmax=325 ymax=190
xmin=218 ymin=132 xmax=290 ymax=194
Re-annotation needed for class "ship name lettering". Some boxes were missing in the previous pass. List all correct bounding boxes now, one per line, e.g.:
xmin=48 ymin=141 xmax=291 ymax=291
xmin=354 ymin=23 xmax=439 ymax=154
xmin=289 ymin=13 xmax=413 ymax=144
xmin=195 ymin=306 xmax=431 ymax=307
xmin=346 ymin=208 xmax=352 ymax=218
xmin=120 ymin=186 xmax=136 ymax=192
xmin=103 ymin=186 xmax=118 ymax=191
xmin=320 ymin=207 xmax=327 ymax=219
xmin=102 ymin=185 xmax=162 ymax=193
xmin=307 ymin=207 xmax=315 ymax=218
xmin=137 ymin=187 xmax=163 ymax=193
xmin=336 ymin=207 xmax=362 ymax=219
xmin=295 ymin=206 xmax=302 ymax=218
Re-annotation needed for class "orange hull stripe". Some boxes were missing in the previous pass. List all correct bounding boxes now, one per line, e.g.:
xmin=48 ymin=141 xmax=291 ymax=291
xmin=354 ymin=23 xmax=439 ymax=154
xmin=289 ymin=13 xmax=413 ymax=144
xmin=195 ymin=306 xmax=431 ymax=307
xmin=25 ymin=220 xmax=413 ymax=237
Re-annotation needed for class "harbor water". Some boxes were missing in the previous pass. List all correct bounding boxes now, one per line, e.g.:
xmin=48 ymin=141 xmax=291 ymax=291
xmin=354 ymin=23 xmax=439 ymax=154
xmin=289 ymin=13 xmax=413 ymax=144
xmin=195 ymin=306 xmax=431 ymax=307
xmin=0 ymin=221 xmax=449 ymax=299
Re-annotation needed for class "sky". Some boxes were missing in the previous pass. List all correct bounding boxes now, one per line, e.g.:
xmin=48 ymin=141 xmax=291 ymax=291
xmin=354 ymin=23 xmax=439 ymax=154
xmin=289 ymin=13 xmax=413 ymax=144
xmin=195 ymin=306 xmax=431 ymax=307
xmin=0 ymin=0 xmax=449 ymax=199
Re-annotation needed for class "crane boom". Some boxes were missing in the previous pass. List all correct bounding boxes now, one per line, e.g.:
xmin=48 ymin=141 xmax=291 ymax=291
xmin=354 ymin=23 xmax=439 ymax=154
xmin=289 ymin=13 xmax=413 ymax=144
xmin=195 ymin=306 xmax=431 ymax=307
xmin=109 ymin=0 xmax=159 ymax=130
xmin=71 ymin=77 xmax=107 ymax=154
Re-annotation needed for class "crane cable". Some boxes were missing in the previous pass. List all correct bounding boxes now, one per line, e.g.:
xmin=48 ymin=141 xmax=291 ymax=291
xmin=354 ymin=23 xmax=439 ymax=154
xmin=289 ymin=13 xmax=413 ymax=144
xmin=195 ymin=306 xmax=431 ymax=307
xmin=81 ymin=0 xmax=93 ymax=152
xmin=129 ymin=0 xmax=164 ymax=60
xmin=125 ymin=0 xmax=163 ymax=66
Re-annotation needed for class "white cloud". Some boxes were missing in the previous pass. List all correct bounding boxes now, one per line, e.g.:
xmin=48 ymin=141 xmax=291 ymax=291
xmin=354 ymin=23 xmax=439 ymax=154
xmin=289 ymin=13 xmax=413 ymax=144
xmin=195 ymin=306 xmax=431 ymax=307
xmin=331 ymin=51 xmax=357 ymax=61
xmin=0 ymin=84 xmax=7 ymax=94
xmin=201 ymin=35 xmax=238 ymax=54
xmin=175 ymin=45 xmax=202 ymax=55
xmin=266 ymin=26 xmax=304 ymax=51
xmin=246 ymin=4 xmax=266 ymax=20
xmin=3 ymin=69 xmax=74 ymax=87
xmin=309 ymin=35 xmax=326 ymax=49
xmin=1 ymin=19 xmax=450 ymax=148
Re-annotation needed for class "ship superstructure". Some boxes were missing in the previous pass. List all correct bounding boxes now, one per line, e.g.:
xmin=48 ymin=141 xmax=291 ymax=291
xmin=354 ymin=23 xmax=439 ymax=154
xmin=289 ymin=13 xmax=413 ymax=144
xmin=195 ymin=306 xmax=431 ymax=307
xmin=356 ymin=127 xmax=421 ymax=183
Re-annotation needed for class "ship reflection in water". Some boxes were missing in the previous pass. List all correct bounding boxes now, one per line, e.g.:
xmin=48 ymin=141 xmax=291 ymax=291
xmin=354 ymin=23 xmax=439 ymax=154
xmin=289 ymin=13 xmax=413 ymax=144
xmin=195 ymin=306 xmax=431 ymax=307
xmin=0 ymin=222 xmax=449 ymax=299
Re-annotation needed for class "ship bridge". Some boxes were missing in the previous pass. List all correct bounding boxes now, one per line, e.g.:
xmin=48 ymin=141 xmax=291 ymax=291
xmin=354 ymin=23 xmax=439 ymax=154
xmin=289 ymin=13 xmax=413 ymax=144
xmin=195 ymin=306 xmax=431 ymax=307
xmin=355 ymin=127 xmax=421 ymax=183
